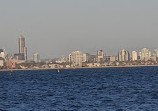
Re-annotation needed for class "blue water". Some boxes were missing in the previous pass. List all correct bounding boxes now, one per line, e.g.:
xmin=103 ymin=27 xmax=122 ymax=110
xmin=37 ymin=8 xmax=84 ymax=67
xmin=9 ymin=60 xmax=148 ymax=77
xmin=0 ymin=67 xmax=158 ymax=111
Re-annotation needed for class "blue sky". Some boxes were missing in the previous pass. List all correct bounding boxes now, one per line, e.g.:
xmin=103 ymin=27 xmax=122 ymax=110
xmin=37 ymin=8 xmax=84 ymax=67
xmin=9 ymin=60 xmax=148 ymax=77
xmin=0 ymin=0 xmax=158 ymax=58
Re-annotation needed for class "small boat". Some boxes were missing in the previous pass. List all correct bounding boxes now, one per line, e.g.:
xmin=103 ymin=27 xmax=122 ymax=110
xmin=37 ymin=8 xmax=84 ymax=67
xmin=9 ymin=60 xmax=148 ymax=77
xmin=57 ymin=69 xmax=60 ymax=73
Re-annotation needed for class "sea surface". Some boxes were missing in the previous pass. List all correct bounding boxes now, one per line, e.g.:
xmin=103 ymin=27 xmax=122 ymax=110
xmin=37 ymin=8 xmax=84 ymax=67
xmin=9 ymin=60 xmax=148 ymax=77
xmin=0 ymin=66 xmax=158 ymax=111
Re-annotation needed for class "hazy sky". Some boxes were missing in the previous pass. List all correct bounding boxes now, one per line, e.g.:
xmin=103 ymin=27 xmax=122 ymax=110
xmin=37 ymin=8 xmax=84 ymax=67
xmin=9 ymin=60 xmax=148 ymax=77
xmin=0 ymin=0 xmax=158 ymax=59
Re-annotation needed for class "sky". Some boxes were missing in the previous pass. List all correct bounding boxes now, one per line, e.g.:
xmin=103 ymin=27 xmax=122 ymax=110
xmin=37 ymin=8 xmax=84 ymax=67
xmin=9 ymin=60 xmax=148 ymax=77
xmin=0 ymin=0 xmax=158 ymax=59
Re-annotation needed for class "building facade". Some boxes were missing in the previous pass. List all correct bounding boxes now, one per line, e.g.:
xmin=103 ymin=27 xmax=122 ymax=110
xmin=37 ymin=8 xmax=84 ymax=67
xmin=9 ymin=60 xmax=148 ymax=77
xmin=97 ymin=50 xmax=104 ymax=63
xmin=82 ymin=53 xmax=88 ymax=62
xmin=19 ymin=34 xmax=27 ymax=60
xmin=69 ymin=51 xmax=83 ymax=67
xmin=118 ymin=49 xmax=130 ymax=62
xmin=0 ymin=49 xmax=5 ymax=59
xmin=132 ymin=51 xmax=138 ymax=61
xmin=110 ymin=56 xmax=116 ymax=62
xmin=0 ymin=49 xmax=5 ymax=68
xmin=140 ymin=48 xmax=151 ymax=61
xmin=33 ymin=53 xmax=40 ymax=63
xmin=153 ymin=49 xmax=158 ymax=57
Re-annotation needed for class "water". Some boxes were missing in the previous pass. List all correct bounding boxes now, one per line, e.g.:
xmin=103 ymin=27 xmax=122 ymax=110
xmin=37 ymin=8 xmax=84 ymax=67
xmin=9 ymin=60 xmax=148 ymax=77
xmin=0 ymin=66 xmax=158 ymax=111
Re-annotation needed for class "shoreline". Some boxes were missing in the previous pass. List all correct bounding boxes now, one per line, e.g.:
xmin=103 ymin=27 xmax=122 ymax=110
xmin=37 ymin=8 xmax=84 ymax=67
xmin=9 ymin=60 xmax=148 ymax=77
xmin=1 ymin=65 xmax=158 ymax=72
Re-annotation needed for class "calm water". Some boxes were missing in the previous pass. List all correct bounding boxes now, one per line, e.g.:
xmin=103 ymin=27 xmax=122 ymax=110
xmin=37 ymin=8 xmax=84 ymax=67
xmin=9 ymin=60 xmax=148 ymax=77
xmin=0 ymin=67 xmax=158 ymax=111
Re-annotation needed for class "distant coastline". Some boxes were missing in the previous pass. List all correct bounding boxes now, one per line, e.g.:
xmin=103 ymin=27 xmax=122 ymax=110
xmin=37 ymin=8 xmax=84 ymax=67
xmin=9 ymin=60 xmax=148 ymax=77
xmin=1 ymin=65 xmax=158 ymax=72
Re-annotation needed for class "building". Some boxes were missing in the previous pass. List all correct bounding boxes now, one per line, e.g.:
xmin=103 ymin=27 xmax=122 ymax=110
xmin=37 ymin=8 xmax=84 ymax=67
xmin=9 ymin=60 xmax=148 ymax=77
xmin=69 ymin=51 xmax=83 ymax=67
xmin=24 ymin=47 xmax=27 ymax=61
xmin=97 ymin=50 xmax=104 ymax=63
xmin=152 ymin=49 xmax=158 ymax=61
xmin=33 ymin=53 xmax=40 ymax=63
xmin=118 ymin=49 xmax=130 ymax=62
xmin=150 ymin=56 xmax=158 ymax=62
xmin=153 ymin=49 xmax=158 ymax=57
xmin=82 ymin=53 xmax=89 ymax=62
xmin=0 ymin=49 xmax=5 ymax=59
xmin=19 ymin=34 xmax=27 ymax=60
xmin=85 ymin=53 xmax=96 ymax=63
xmin=87 ymin=63 xmax=101 ymax=67
xmin=0 ymin=57 xmax=5 ymax=68
xmin=56 ymin=56 xmax=69 ymax=63
xmin=132 ymin=51 xmax=138 ymax=61
xmin=49 ymin=64 xmax=59 ymax=69
xmin=140 ymin=48 xmax=151 ymax=61
xmin=19 ymin=34 xmax=25 ymax=53
xmin=110 ymin=56 xmax=116 ymax=62
xmin=6 ymin=53 xmax=13 ymax=59
xmin=105 ymin=56 xmax=110 ymax=62
xmin=14 ymin=53 xmax=25 ymax=60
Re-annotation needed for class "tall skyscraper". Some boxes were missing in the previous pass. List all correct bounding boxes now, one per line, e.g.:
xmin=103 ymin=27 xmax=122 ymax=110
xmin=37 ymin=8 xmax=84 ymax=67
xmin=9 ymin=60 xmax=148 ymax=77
xmin=19 ymin=34 xmax=25 ymax=53
xmin=140 ymin=48 xmax=151 ymax=61
xmin=18 ymin=34 xmax=27 ymax=60
xmin=118 ymin=49 xmax=130 ymax=62
xmin=132 ymin=51 xmax=138 ymax=61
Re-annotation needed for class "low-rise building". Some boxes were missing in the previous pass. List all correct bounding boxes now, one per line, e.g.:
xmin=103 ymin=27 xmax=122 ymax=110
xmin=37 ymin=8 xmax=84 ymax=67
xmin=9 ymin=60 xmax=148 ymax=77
xmin=0 ymin=57 xmax=5 ymax=68
xmin=110 ymin=56 xmax=116 ymax=62
xmin=49 ymin=64 xmax=59 ymax=69
xmin=87 ymin=63 xmax=101 ymax=67
xmin=150 ymin=56 xmax=158 ymax=62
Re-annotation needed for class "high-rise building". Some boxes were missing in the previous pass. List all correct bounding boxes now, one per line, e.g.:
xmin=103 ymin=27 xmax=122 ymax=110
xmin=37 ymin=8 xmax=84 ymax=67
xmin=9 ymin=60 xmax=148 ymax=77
xmin=153 ymin=49 xmax=158 ymax=57
xmin=118 ymin=49 xmax=130 ymax=62
xmin=140 ymin=48 xmax=151 ymax=61
xmin=18 ymin=34 xmax=27 ymax=60
xmin=132 ymin=51 xmax=138 ymax=61
xmin=69 ymin=51 xmax=83 ymax=67
xmin=19 ymin=34 xmax=25 ymax=53
xmin=82 ymin=53 xmax=88 ymax=62
xmin=97 ymin=50 xmax=104 ymax=63
xmin=33 ymin=53 xmax=40 ymax=63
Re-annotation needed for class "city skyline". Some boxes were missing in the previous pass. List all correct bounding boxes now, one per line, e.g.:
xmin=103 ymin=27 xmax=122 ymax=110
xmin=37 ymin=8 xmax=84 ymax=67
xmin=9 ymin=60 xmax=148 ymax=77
xmin=1 ymin=36 xmax=158 ymax=68
xmin=2 ymin=34 xmax=158 ymax=60
xmin=0 ymin=1 xmax=158 ymax=58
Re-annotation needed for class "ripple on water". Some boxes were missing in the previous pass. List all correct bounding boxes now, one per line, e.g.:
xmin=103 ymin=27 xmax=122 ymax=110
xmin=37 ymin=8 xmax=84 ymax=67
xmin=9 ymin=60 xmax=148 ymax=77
xmin=0 ymin=67 xmax=158 ymax=110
